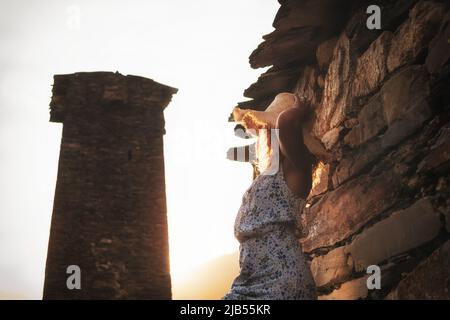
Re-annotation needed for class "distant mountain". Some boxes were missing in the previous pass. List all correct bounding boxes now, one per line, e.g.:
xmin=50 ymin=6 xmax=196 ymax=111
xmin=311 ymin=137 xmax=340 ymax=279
xmin=172 ymin=251 xmax=239 ymax=300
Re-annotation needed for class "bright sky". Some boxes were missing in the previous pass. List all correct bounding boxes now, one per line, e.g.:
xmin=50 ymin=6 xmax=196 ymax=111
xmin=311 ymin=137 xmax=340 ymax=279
xmin=0 ymin=0 xmax=278 ymax=299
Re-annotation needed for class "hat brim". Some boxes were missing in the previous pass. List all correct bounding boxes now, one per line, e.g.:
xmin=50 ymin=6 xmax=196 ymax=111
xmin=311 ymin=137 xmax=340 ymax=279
xmin=233 ymin=92 xmax=296 ymax=129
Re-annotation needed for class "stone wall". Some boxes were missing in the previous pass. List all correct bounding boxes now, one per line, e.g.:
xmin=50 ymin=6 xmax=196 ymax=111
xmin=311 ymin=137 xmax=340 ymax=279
xmin=44 ymin=72 xmax=177 ymax=299
xmin=233 ymin=0 xmax=450 ymax=299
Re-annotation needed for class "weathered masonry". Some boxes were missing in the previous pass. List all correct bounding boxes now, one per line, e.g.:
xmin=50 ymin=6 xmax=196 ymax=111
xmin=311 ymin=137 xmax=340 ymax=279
xmin=229 ymin=0 xmax=450 ymax=299
xmin=44 ymin=72 xmax=177 ymax=299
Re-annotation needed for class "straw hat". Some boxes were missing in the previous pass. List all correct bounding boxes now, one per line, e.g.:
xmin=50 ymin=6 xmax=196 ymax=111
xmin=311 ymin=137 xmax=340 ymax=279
xmin=232 ymin=92 xmax=332 ymax=161
xmin=233 ymin=92 xmax=304 ymax=130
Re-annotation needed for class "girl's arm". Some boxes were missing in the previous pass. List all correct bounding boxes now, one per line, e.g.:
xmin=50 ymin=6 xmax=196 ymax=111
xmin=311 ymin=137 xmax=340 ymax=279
xmin=276 ymin=96 xmax=312 ymax=170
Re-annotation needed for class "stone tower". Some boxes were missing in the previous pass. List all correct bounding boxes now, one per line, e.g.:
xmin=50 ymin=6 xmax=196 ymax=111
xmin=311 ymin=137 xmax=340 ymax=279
xmin=43 ymin=72 xmax=177 ymax=299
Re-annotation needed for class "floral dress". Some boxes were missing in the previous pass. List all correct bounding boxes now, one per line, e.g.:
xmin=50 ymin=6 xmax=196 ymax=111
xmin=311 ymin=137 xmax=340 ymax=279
xmin=223 ymin=165 xmax=317 ymax=300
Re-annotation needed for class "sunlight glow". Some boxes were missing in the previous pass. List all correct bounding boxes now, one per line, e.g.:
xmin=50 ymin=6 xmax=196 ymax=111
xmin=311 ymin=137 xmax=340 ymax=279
xmin=0 ymin=0 xmax=278 ymax=298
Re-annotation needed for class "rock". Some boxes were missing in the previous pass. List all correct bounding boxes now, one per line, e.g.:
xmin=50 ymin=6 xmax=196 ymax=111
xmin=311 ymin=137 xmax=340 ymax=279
xmin=308 ymin=162 xmax=330 ymax=198
xmin=446 ymin=209 xmax=450 ymax=233
xmin=381 ymin=0 xmax=418 ymax=31
xmin=378 ymin=258 xmax=425 ymax=299
xmin=316 ymin=37 xmax=338 ymax=71
xmin=302 ymin=164 xmax=404 ymax=252
xmin=249 ymin=0 xmax=350 ymax=68
xmin=272 ymin=0 xmax=348 ymax=32
xmin=243 ymin=66 xmax=301 ymax=100
xmin=345 ymin=9 xmax=382 ymax=55
xmin=386 ymin=240 xmax=450 ymax=299
xmin=344 ymin=118 xmax=358 ymax=129
xmin=310 ymin=246 xmax=353 ymax=288
xmin=321 ymin=126 xmax=344 ymax=150
xmin=313 ymin=32 xmax=356 ymax=143
xmin=317 ymin=74 xmax=325 ymax=88
xmin=237 ymin=97 xmax=273 ymax=111
xmin=380 ymin=65 xmax=431 ymax=149
xmin=293 ymin=66 xmax=320 ymax=107
xmin=442 ymin=204 xmax=450 ymax=233
xmin=344 ymin=93 xmax=386 ymax=148
xmin=232 ymin=0 xmax=450 ymax=302
xmin=380 ymin=105 xmax=431 ymax=151
xmin=249 ymin=27 xmax=319 ymax=69
xmin=387 ymin=1 xmax=445 ymax=73
xmin=331 ymin=138 xmax=379 ymax=187
xmin=334 ymin=102 xmax=435 ymax=188
xmin=417 ymin=126 xmax=450 ymax=173
xmin=346 ymin=197 xmax=442 ymax=272
xmin=381 ymin=65 xmax=430 ymax=125
xmin=352 ymin=31 xmax=393 ymax=98
xmin=319 ymin=276 xmax=369 ymax=300
xmin=426 ymin=12 xmax=450 ymax=74
xmin=336 ymin=65 xmax=431 ymax=183
xmin=332 ymin=66 xmax=433 ymax=188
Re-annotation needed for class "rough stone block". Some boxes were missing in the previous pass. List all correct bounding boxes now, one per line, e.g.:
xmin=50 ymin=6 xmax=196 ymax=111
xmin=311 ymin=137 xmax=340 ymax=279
xmin=334 ymin=65 xmax=431 ymax=185
xmin=386 ymin=240 xmax=450 ymax=299
xmin=316 ymin=37 xmax=338 ymax=71
xmin=249 ymin=0 xmax=350 ymax=68
xmin=387 ymin=1 xmax=445 ymax=73
xmin=381 ymin=65 xmax=430 ymax=127
xmin=417 ymin=126 xmax=450 ymax=173
xmin=302 ymin=165 xmax=404 ymax=252
xmin=344 ymin=93 xmax=386 ymax=147
xmin=293 ymin=66 xmax=320 ymax=107
xmin=319 ymin=276 xmax=369 ymax=300
xmin=446 ymin=210 xmax=450 ymax=233
xmin=332 ymin=138 xmax=383 ymax=188
xmin=346 ymin=197 xmax=442 ymax=272
xmin=313 ymin=32 xmax=356 ymax=145
xmin=352 ymin=31 xmax=393 ymax=98
xmin=426 ymin=11 xmax=450 ymax=74
xmin=243 ymin=66 xmax=301 ymax=101
xmin=310 ymin=246 xmax=353 ymax=288
xmin=345 ymin=10 xmax=381 ymax=55
xmin=381 ymin=66 xmax=432 ymax=150
xmin=321 ymin=126 xmax=344 ymax=150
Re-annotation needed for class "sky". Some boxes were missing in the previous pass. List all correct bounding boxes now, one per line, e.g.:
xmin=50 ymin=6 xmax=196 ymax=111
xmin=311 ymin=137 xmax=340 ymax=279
xmin=0 ymin=0 xmax=278 ymax=299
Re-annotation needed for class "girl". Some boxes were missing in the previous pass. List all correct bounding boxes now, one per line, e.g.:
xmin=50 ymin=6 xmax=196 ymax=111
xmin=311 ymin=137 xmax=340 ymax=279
xmin=223 ymin=92 xmax=317 ymax=300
